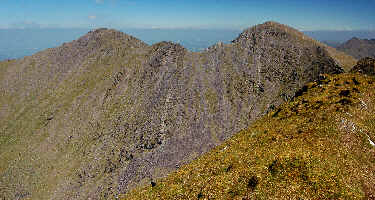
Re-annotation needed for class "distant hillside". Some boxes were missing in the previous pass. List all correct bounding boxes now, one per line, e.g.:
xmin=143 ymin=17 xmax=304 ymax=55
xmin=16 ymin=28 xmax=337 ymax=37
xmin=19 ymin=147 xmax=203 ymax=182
xmin=337 ymin=37 xmax=375 ymax=59
xmin=124 ymin=72 xmax=375 ymax=199
xmin=0 ymin=22 xmax=354 ymax=199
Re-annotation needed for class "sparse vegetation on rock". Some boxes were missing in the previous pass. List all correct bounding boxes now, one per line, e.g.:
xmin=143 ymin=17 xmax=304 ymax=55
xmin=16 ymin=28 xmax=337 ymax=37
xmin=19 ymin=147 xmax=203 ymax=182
xmin=0 ymin=22 xmax=361 ymax=199
xmin=350 ymin=57 xmax=375 ymax=76
xmin=123 ymin=73 xmax=375 ymax=199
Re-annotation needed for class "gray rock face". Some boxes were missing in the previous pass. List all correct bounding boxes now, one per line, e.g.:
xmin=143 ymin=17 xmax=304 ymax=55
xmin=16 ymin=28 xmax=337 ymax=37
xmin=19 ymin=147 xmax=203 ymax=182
xmin=115 ymin=22 xmax=344 ymax=195
xmin=0 ymin=22 xmax=344 ymax=199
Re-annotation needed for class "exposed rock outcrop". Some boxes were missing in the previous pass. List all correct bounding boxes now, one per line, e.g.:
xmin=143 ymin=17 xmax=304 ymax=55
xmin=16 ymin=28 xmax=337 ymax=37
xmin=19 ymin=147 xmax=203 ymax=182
xmin=350 ymin=57 xmax=375 ymax=76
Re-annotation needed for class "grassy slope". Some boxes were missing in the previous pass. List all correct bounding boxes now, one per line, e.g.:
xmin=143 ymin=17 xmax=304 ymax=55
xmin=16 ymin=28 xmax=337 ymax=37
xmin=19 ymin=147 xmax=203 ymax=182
xmin=123 ymin=73 xmax=375 ymax=199
xmin=0 ymin=33 xmax=148 ymax=199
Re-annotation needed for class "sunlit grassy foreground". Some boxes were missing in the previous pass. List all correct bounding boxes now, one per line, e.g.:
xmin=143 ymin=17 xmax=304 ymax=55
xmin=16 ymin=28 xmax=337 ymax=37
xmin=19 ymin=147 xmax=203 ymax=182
xmin=123 ymin=73 xmax=375 ymax=199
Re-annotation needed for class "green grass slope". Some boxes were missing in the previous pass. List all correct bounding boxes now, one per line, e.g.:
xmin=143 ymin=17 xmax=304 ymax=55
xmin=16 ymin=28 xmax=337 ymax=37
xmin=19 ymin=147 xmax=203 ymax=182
xmin=123 ymin=73 xmax=375 ymax=199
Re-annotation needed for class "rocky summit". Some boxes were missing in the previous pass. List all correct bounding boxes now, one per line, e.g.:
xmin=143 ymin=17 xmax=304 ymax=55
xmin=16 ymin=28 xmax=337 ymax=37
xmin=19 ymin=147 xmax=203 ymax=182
xmin=0 ymin=22 xmax=357 ymax=199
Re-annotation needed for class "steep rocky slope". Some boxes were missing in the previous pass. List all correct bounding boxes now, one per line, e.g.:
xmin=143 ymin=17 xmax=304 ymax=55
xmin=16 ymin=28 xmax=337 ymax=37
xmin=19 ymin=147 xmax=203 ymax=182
xmin=124 ymin=73 xmax=375 ymax=199
xmin=0 ymin=22 xmax=352 ymax=199
xmin=338 ymin=37 xmax=375 ymax=59
xmin=234 ymin=21 xmax=356 ymax=72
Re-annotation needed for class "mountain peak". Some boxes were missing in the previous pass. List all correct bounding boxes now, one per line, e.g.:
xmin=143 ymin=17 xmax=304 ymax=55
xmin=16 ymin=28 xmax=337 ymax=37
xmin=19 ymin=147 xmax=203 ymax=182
xmin=75 ymin=28 xmax=147 ymax=49
xmin=148 ymin=41 xmax=186 ymax=68
xmin=232 ymin=21 xmax=356 ymax=72
xmin=338 ymin=37 xmax=375 ymax=59
xmin=233 ymin=21 xmax=304 ymax=43
xmin=150 ymin=41 xmax=186 ymax=52
xmin=344 ymin=37 xmax=362 ymax=45
xmin=351 ymin=36 xmax=360 ymax=40
xmin=231 ymin=21 xmax=344 ymax=75
xmin=256 ymin=21 xmax=295 ymax=31
xmin=90 ymin=27 xmax=109 ymax=32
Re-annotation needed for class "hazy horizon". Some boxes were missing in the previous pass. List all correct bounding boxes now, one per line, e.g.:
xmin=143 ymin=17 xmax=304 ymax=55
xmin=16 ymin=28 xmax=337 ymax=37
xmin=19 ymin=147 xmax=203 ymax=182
xmin=1 ymin=0 xmax=375 ymax=30
xmin=1 ymin=0 xmax=375 ymax=60
xmin=1 ymin=27 xmax=375 ymax=61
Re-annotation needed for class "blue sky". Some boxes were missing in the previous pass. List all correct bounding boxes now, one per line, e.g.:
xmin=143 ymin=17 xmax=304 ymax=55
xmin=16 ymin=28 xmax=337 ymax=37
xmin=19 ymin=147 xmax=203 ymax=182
xmin=0 ymin=0 xmax=374 ymax=30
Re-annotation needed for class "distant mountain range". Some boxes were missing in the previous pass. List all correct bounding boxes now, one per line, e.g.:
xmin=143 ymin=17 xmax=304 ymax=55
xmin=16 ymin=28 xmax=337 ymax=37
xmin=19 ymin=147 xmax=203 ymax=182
xmin=1 ymin=22 xmax=373 ymax=200
xmin=337 ymin=37 xmax=375 ymax=59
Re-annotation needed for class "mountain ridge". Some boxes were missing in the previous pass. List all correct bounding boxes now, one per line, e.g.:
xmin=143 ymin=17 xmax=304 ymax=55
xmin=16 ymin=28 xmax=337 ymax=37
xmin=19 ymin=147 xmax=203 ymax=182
xmin=0 ymin=21 xmax=358 ymax=199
